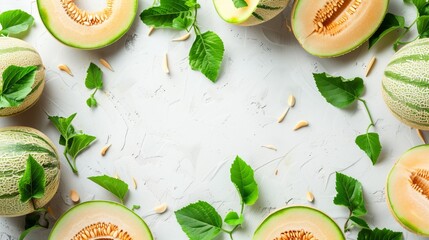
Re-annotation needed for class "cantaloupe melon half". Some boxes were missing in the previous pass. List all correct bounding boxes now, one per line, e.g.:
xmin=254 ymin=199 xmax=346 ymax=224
xmin=292 ymin=0 xmax=388 ymax=57
xmin=37 ymin=0 xmax=138 ymax=49
xmin=387 ymin=145 xmax=429 ymax=236
xmin=213 ymin=0 xmax=288 ymax=26
xmin=253 ymin=206 xmax=345 ymax=240
xmin=49 ymin=201 xmax=153 ymax=240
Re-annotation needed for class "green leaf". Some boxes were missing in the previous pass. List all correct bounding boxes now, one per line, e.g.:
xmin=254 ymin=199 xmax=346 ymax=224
xmin=48 ymin=113 xmax=77 ymax=143
xmin=189 ymin=31 xmax=225 ymax=82
xmin=357 ymin=228 xmax=403 ymax=240
xmin=0 ymin=10 xmax=34 ymax=37
xmin=0 ymin=65 xmax=37 ymax=108
xmin=85 ymin=63 xmax=103 ymax=90
xmin=140 ymin=0 xmax=194 ymax=29
xmin=417 ymin=15 xmax=429 ymax=38
xmin=355 ymin=132 xmax=382 ymax=165
xmin=369 ymin=13 xmax=405 ymax=49
xmin=313 ymin=72 xmax=364 ymax=109
xmin=19 ymin=211 xmax=48 ymax=240
xmin=175 ymin=201 xmax=223 ymax=240
xmin=86 ymin=96 xmax=97 ymax=108
xmin=334 ymin=172 xmax=367 ymax=217
xmin=408 ymin=0 xmax=429 ymax=15
xmin=88 ymin=175 xmax=129 ymax=203
xmin=18 ymin=155 xmax=46 ymax=203
xmin=224 ymin=211 xmax=244 ymax=226
xmin=67 ymin=134 xmax=96 ymax=160
xmin=19 ymin=225 xmax=43 ymax=240
xmin=350 ymin=216 xmax=370 ymax=229
xmin=232 ymin=0 xmax=248 ymax=8
xmin=230 ymin=156 xmax=259 ymax=206
xmin=131 ymin=205 xmax=141 ymax=211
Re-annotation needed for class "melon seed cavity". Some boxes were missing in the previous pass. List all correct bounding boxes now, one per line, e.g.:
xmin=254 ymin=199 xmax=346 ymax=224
xmin=313 ymin=0 xmax=362 ymax=36
xmin=73 ymin=222 xmax=132 ymax=240
xmin=276 ymin=229 xmax=316 ymax=240
xmin=410 ymin=169 xmax=429 ymax=200
xmin=60 ymin=0 xmax=112 ymax=26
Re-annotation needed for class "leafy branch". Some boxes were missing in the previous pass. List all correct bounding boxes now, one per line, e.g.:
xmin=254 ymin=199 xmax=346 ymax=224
xmin=313 ymin=72 xmax=382 ymax=165
xmin=140 ymin=0 xmax=225 ymax=82
xmin=175 ymin=156 xmax=258 ymax=240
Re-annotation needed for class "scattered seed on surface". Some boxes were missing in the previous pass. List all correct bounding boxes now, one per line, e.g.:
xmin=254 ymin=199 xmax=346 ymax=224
xmin=163 ymin=53 xmax=170 ymax=74
xmin=306 ymin=191 xmax=315 ymax=202
xmin=294 ymin=120 xmax=309 ymax=130
xmin=365 ymin=56 xmax=376 ymax=77
xmin=172 ymin=32 xmax=191 ymax=42
xmin=275 ymin=169 xmax=279 ymax=175
xmin=101 ymin=144 xmax=111 ymax=156
xmin=70 ymin=189 xmax=80 ymax=203
xmin=132 ymin=177 xmax=137 ymax=190
xmin=261 ymin=145 xmax=277 ymax=151
xmin=148 ymin=26 xmax=155 ymax=36
xmin=278 ymin=95 xmax=296 ymax=123
xmin=417 ymin=129 xmax=427 ymax=144
xmin=58 ymin=64 xmax=73 ymax=76
xmin=154 ymin=204 xmax=168 ymax=214
xmin=99 ymin=58 xmax=114 ymax=71
xmin=288 ymin=95 xmax=296 ymax=107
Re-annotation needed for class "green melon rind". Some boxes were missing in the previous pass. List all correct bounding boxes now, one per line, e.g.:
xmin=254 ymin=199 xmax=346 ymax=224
xmin=386 ymin=145 xmax=429 ymax=236
xmin=49 ymin=200 xmax=154 ymax=240
xmin=36 ymin=0 xmax=138 ymax=49
xmin=252 ymin=205 xmax=345 ymax=239
xmin=213 ymin=0 xmax=288 ymax=26
xmin=0 ymin=126 xmax=60 ymax=217
xmin=382 ymin=38 xmax=429 ymax=130
xmin=291 ymin=0 xmax=389 ymax=58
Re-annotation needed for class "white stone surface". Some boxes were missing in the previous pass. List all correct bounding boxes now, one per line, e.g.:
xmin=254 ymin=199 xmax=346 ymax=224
xmin=0 ymin=0 xmax=427 ymax=239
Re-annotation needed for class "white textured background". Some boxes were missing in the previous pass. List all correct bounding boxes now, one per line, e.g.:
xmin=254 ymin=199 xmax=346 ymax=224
xmin=0 ymin=0 xmax=427 ymax=239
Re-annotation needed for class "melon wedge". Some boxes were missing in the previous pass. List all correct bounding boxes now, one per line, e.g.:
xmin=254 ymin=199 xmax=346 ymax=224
xmin=253 ymin=206 xmax=345 ymax=240
xmin=213 ymin=0 xmax=288 ymax=26
xmin=37 ymin=0 xmax=138 ymax=49
xmin=49 ymin=201 xmax=153 ymax=239
xmin=292 ymin=0 xmax=388 ymax=57
xmin=387 ymin=145 xmax=429 ymax=236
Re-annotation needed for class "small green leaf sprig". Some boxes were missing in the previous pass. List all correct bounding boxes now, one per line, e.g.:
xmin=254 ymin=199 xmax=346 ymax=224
xmin=0 ymin=10 xmax=34 ymax=37
xmin=140 ymin=0 xmax=225 ymax=82
xmin=85 ymin=63 xmax=103 ymax=108
xmin=175 ymin=156 xmax=258 ymax=240
xmin=370 ymin=0 xmax=429 ymax=50
xmin=334 ymin=173 xmax=403 ymax=239
xmin=313 ymin=73 xmax=382 ymax=165
xmin=48 ymin=113 xmax=96 ymax=174
xmin=88 ymin=175 xmax=129 ymax=204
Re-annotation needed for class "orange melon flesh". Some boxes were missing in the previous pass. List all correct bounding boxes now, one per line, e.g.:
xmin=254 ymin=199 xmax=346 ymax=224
xmin=292 ymin=0 xmax=388 ymax=57
xmin=253 ymin=206 xmax=344 ymax=239
xmin=37 ymin=0 xmax=137 ymax=49
xmin=387 ymin=145 xmax=429 ymax=236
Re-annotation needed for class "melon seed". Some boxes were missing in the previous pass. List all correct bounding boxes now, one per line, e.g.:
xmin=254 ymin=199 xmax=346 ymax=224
xmin=70 ymin=189 xmax=80 ymax=203
xmin=163 ymin=53 xmax=170 ymax=74
xmin=365 ymin=56 xmax=376 ymax=77
xmin=60 ymin=0 xmax=113 ymax=26
xmin=101 ymin=144 xmax=111 ymax=156
xmin=278 ymin=95 xmax=296 ymax=123
xmin=154 ymin=203 xmax=168 ymax=214
xmin=277 ymin=229 xmax=316 ymax=240
xmin=306 ymin=191 xmax=315 ymax=203
xmin=294 ymin=120 xmax=309 ymax=131
xmin=58 ymin=64 xmax=73 ymax=76
xmin=72 ymin=222 xmax=132 ymax=240
xmin=261 ymin=145 xmax=278 ymax=151
xmin=99 ymin=58 xmax=114 ymax=71
xmin=148 ymin=26 xmax=155 ymax=36
xmin=417 ymin=129 xmax=427 ymax=144
xmin=132 ymin=177 xmax=137 ymax=190
xmin=410 ymin=169 xmax=429 ymax=200
xmin=172 ymin=32 xmax=191 ymax=42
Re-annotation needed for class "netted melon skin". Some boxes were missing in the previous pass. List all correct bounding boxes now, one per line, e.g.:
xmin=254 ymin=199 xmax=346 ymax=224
xmin=240 ymin=0 xmax=289 ymax=26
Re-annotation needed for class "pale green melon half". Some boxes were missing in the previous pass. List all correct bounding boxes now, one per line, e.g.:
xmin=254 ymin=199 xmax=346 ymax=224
xmin=382 ymin=38 xmax=429 ymax=130
xmin=49 ymin=201 xmax=153 ymax=240
xmin=37 ymin=0 xmax=138 ymax=49
xmin=0 ymin=37 xmax=45 ymax=117
xmin=213 ymin=0 xmax=288 ymax=26
xmin=0 ymin=126 xmax=60 ymax=217
xmin=386 ymin=145 xmax=429 ymax=236
xmin=253 ymin=206 xmax=344 ymax=240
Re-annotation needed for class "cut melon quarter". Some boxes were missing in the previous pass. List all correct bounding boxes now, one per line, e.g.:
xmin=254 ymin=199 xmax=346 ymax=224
xmin=37 ymin=0 xmax=138 ymax=49
xmin=387 ymin=145 xmax=429 ymax=236
xmin=213 ymin=0 xmax=289 ymax=26
xmin=49 ymin=201 xmax=153 ymax=239
xmin=292 ymin=0 xmax=388 ymax=57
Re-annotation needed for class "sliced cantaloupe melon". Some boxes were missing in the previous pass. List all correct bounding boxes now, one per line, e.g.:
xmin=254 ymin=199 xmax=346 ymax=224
xmin=213 ymin=0 xmax=289 ymax=26
xmin=253 ymin=206 xmax=345 ymax=240
xmin=49 ymin=201 xmax=153 ymax=239
xmin=387 ymin=145 xmax=429 ymax=236
xmin=37 ymin=0 xmax=138 ymax=49
xmin=292 ymin=0 xmax=388 ymax=57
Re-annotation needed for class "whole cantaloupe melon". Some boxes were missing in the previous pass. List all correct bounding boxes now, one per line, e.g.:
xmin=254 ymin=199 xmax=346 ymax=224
xmin=0 ymin=37 xmax=45 ymax=117
xmin=382 ymin=38 xmax=429 ymax=130
xmin=0 ymin=126 xmax=60 ymax=217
